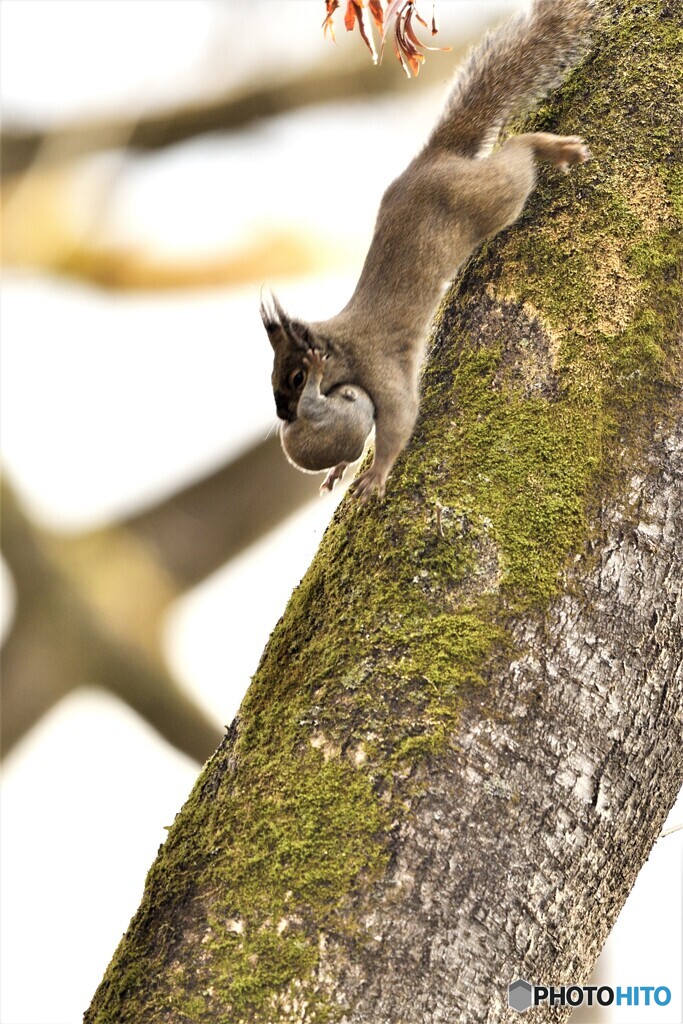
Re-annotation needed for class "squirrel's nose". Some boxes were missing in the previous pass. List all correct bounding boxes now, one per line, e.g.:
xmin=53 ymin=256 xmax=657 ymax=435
xmin=275 ymin=393 xmax=294 ymax=422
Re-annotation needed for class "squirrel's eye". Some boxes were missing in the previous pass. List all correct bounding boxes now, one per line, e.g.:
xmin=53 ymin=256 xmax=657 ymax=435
xmin=290 ymin=369 xmax=305 ymax=389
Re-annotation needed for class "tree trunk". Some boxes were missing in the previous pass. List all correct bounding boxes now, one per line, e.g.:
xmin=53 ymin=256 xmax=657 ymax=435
xmin=84 ymin=2 xmax=682 ymax=1021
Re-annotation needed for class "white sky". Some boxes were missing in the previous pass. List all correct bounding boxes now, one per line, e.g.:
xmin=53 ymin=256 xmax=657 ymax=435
xmin=0 ymin=0 xmax=322 ymax=125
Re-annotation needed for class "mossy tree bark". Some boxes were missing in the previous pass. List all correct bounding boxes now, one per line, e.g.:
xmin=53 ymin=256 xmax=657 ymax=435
xmin=85 ymin=2 xmax=682 ymax=1022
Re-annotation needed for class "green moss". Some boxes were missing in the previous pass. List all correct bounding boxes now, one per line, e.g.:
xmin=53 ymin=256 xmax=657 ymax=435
xmin=416 ymin=343 xmax=602 ymax=602
xmin=399 ymin=0 xmax=682 ymax=615
xmin=193 ymin=748 xmax=387 ymax=1020
xmin=86 ymin=2 xmax=682 ymax=1021
xmin=402 ymin=611 xmax=503 ymax=688
xmin=93 ymin=736 xmax=389 ymax=1023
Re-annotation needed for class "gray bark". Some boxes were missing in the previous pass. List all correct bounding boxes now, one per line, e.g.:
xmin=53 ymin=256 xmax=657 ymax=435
xmin=323 ymin=418 xmax=683 ymax=1021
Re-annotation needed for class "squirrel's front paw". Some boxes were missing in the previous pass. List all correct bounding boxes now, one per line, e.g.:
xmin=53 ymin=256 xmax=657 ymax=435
xmin=303 ymin=348 xmax=327 ymax=373
xmin=352 ymin=467 xmax=387 ymax=504
xmin=321 ymin=462 xmax=348 ymax=493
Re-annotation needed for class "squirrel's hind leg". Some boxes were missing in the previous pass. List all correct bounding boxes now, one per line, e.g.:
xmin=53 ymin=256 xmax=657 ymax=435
xmin=452 ymin=148 xmax=536 ymax=239
xmin=506 ymin=133 xmax=591 ymax=173
xmin=470 ymin=132 xmax=590 ymax=238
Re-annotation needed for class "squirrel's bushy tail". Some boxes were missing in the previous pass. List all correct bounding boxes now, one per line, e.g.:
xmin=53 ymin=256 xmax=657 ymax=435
xmin=426 ymin=0 xmax=595 ymax=157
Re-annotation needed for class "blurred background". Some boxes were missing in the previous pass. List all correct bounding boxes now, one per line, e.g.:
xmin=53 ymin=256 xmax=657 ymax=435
xmin=0 ymin=2 xmax=680 ymax=1021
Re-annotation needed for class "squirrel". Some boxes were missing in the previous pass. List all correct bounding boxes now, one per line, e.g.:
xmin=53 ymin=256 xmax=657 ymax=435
xmin=262 ymin=0 xmax=595 ymax=502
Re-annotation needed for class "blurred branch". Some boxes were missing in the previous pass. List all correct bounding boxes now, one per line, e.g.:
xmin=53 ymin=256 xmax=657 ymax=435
xmin=1 ymin=438 xmax=320 ymax=759
xmin=1 ymin=480 xmax=89 ymax=748
xmin=123 ymin=435 xmax=321 ymax=590
xmin=0 ymin=147 xmax=350 ymax=287
xmin=1 ymin=59 xmax=406 ymax=179
xmin=1 ymin=477 xmax=223 ymax=762
xmin=3 ymin=228 xmax=349 ymax=291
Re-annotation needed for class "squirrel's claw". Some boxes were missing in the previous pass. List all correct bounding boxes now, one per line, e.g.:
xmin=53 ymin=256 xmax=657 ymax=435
xmin=321 ymin=461 xmax=348 ymax=493
xmin=352 ymin=467 xmax=386 ymax=504
xmin=303 ymin=348 xmax=327 ymax=372
xmin=555 ymin=139 xmax=591 ymax=172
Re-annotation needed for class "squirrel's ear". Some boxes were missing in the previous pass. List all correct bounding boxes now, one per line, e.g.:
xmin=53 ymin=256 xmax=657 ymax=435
xmin=260 ymin=288 xmax=313 ymax=353
xmin=260 ymin=290 xmax=284 ymax=350
xmin=271 ymin=292 xmax=289 ymax=329
xmin=261 ymin=316 xmax=281 ymax=350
